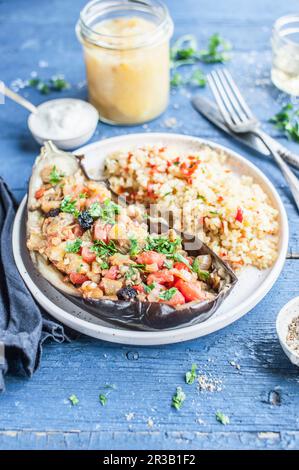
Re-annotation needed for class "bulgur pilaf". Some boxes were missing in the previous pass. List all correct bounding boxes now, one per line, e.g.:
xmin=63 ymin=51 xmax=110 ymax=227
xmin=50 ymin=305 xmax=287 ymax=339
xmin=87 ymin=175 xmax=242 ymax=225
xmin=105 ymin=144 xmax=279 ymax=270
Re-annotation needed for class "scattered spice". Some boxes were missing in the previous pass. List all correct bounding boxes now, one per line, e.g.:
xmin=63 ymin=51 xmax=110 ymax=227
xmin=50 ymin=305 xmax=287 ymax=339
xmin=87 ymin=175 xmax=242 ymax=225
xmin=198 ymin=373 xmax=222 ymax=392
xmin=229 ymin=360 xmax=241 ymax=370
xmin=215 ymin=410 xmax=230 ymax=425
xmin=286 ymin=315 xmax=299 ymax=354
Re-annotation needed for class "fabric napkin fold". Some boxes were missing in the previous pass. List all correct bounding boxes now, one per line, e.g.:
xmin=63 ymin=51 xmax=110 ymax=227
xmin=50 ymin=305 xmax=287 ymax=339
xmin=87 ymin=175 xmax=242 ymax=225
xmin=0 ymin=177 xmax=70 ymax=391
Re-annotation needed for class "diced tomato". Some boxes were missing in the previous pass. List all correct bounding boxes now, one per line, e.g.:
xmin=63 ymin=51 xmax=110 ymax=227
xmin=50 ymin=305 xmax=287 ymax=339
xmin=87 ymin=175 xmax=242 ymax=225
xmin=179 ymin=157 xmax=200 ymax=178
xmin=104 ymin=266 xmax=119 ymax=280
xmin=35 ymin=187 xmax=45 ymax=199
xmin=147 ymin=270 xmax=174 ymax=285
xmin=161 ymin=290 xmax=185 ymax=307
xmin=132 ymin=284 xmax=145 ymax=293
xmin=93 ymin=221 xmax=112 ymax=242
xmin=81 ymin=245 xmax=96 ymax=264
xmin=69 ymin=272 xmax=89 ymax=285
xmin=174 ymin=279 xmax=206 ymax=302
xmin=137 ymin=251 xmax=166 ymax=268
xmin=73 ymin=224 xmax=84 ymax=237
xmin=235 ymin=207 xmax=243 ymax=223
xmin=173 ymin=262 xmax=191 ymax=272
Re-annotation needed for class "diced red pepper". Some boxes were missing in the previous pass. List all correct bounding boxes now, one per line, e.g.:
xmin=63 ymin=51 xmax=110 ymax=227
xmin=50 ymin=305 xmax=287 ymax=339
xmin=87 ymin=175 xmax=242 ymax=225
xmin=69 ymin=272 xmax=89 ymax=285
xmin=104 ymin=265 xmax=119 ymax=280
xmin=147 ymin=270 xmax=174 ymax=285
xmin=137 ymin=251 xmax=166 ymax=269
xmin=132 ymin=284 xmax=145 ymax=293
xmin=174 ymin=279 xmax=206 ymax=302
xmin=160 ymin=289 xmax=185 ymax=306
xmin=173 ymin=262 xmax=191 ymax=272
xmin=35 ymin=187 xmax=45 ymax=199
xmin=235 ymin=207 xmax=243 ymax=223
xmin=81 ymin=245 xmax=96 ymax=264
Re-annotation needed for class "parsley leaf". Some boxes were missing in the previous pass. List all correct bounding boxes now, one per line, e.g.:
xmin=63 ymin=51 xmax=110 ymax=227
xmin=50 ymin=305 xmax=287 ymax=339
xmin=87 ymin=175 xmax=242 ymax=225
xmin=170 ymin=35 xmax=198 ymax=68
xmin=50 ymin=75 xmax=70 ymax=91
xmin=100 ymin=261 xmax=109 ymax=270
xmin=189 ymin=69 xmax=206 ymax=87
xmin=60 ymin=196 xmax=79 ymax=216
xmin=49 ymin=165 xmax=64 ymax=185
xmin=99 ymin=394 xmax=108 ymax=406
xmin=199 ymin=33 xmax=232 ymax=63
xmin=129 ymin=238 xmax=140 ymax=257
xmin=88 ymin=199 xmax=121 ymax=224
xmin=192 ymin=258 xmax=210 ymax=281
xmin=145 ymin=235 xmax=181 ymax=254
xmin=216 ymin=410 xmax=230 ymax=425
xmin=172 ymin=386 xmax=186 ymax=410
xmin=270 ymin=104 xmax=299 ymax=143
xmin=28 ymin=75 xmax=70 ymax=94
xmin=90 ymin=240 xmax=118 ymax=258
xmin=173 ymin=252 xmax=191 ymax=268
xmin=65 ymin=238 xmax=82 ymax=253
xmin=159 ymin=287 xmax=178 ymax=301
xmin=143 ymin=282 xmax=156 ymax=294
xmin=170 ymin=72 xmax=184 ymax=87
xmin=185 ymin=363 xmax=197 ymax=384
xmin=69 ymin=394 xmax=79 ymax=406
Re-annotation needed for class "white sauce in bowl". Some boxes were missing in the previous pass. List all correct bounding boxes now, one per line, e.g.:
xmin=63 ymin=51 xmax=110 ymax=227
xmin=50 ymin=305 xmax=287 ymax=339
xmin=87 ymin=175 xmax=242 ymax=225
xmin=29 ymin=98 xmax=99 ymax=140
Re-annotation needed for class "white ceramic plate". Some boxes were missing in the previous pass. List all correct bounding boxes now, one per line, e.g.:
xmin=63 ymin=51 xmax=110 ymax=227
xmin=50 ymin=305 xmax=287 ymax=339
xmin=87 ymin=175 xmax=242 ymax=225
xmin=12 ymin=133 xmax=288 ymax=345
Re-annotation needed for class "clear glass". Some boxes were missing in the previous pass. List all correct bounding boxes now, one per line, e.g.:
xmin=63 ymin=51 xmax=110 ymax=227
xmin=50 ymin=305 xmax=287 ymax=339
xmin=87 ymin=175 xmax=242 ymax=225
xmin=271 ymin=14 xmax=299 ymax=96
xmin=76 ymin=0 xmax=173 ymax=125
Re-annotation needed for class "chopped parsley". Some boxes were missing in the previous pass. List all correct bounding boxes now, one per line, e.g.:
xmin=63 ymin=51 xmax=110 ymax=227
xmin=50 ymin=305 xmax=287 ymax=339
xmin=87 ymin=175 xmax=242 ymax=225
xmin=88 ymin=199 xmax=121 ymax=224
xmin=192 ymin=258 xmax=210 ymax=281
xmin=49 ymin=165 xmax=64 ymax=185
xmin=159 ymin=287 xmax=178 ymax=301
xmin=69 ymin=394 xmax=79 ymax=406
xmin=65 ymin=238 xmax=82 ymax=253
xmin=145 ymin=235 xmax=181 ymax=255
xmin=185 ymin=363 xmax=198 ymax=385
xmin=28 ymin=75 xmax=70 ymax=94
xmin=197 ymin=194 xmax=207 ymax=202
xmin=60 ymin=196 xmax=79 ymax=216
xmin=99 ymin=394 xmax=108 ymax=406
xmin=90 ymin=240 xmax=118 ymax=258
xmin=189 ymin=69 xmax=206 ymax=87
xmin=129 ymin=238 xmax=140 ymax=257
xmin=270 ymin=103 xmax=299 ymax=142
xmin=173 ymin=252 xmax=191 ymax=268
xmin=79 ymin=192 xmax=87 ymax=199
xmin=170 ymin=72 xmax=184 ymax=87
xmin=172 ymin=387 xmax=186 ymax=410
xmin=199 ymin=33 xmax=232 ymax=63
xmin=100 ymin=261 xmax=109 ymax=270
xmin=215 ymin=410 xmax=230 ymax=425
xmin=170 ymin=35 xmax=198 ymax=68
xmin=143 ymin=282 xmax=156 ymax=294
xmin=164 ymin=259 xmax=173 ymax=269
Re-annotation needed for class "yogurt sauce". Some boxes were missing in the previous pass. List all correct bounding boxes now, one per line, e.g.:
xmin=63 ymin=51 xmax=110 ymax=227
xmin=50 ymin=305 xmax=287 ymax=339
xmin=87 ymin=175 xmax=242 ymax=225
xmin=30 ymin=98 xmax=98 ymax=139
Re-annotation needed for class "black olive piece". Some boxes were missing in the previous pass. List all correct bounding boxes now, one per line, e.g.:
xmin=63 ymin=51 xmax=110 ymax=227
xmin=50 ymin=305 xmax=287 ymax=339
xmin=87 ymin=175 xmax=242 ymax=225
xmin=78 ymin=210 xmax=94 ymax=231
xmin=44 ymin=208 xmax=60 ymax=218
xmin=117 ymin=286 xmax=138 ymax=301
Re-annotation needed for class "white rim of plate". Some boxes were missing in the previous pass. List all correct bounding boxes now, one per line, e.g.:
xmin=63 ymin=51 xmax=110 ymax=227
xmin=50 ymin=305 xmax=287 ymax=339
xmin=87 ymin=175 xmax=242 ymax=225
xmin=12 ymin=133 xmax=289 ymax=345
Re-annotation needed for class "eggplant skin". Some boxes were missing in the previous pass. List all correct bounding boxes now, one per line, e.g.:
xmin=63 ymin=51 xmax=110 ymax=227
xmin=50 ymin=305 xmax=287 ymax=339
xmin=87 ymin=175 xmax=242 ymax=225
xmin=67 ymin=239 xmax=238 ymax=331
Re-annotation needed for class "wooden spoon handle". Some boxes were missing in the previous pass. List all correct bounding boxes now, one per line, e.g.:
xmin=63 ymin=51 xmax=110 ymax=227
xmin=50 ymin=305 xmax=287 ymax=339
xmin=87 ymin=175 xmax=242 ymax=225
xmin=3 ymin=85 xmax=38 ymax=114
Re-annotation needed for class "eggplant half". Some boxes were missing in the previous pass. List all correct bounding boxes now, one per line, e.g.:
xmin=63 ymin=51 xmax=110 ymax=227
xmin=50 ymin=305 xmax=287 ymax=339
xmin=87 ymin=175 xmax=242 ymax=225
xmin=26 ymin=141 xmax=237 ymax=331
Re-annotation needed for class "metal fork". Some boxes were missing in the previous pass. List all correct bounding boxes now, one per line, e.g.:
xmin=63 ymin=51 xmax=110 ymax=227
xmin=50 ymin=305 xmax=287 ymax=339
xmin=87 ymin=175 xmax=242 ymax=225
xmin=208 ymin=68 xmax=299 ymax=211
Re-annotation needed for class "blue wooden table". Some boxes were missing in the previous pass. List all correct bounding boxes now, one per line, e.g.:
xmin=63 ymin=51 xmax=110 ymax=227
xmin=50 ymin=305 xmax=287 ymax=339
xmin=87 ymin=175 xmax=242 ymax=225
xmin=0 ymin=0 xmax=299 ymax=450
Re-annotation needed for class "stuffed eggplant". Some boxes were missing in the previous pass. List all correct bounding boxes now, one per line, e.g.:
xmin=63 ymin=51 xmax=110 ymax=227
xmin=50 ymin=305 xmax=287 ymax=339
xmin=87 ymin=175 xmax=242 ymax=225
xmin=26 ymin=142 xmax=237 ymax=330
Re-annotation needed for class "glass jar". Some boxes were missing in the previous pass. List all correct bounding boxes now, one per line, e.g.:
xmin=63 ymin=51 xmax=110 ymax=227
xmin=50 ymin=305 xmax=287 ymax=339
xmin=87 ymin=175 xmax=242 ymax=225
xmin=76 ymin=0 xmax=173 ymax=125
xmin=271 ymin=14 xmax=299 ymax=96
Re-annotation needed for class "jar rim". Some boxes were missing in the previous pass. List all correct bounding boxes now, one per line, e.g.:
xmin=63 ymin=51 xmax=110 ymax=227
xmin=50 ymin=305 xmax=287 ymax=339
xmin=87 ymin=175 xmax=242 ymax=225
xmin=273 ymin=14 xmax=299 ymax=48
xmin=77 ymin=0 xmax=173 ymax=49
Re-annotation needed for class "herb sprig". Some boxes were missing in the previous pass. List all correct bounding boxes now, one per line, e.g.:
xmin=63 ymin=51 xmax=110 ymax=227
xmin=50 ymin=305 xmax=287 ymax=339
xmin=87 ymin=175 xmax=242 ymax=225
xmin=270 ymin=104 xmax=299 ymax=143
xmin=49 ymin=165 xmax=64 ymax=185
xmin=172 ymin=386 xmax=186 ymax=410
xmin=60 ymin=196 xmax=79 ymax=217
xmin=28 ymin=75 xmax=70 ymax=95
xmin=185 ymin=363 xmax=198 ymax=385
xmin=65 ymin=238 xmax=82 ymax=254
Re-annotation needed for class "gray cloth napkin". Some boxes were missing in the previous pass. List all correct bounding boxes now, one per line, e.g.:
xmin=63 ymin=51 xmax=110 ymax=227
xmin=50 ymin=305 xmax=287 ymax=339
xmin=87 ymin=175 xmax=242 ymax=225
xmin=0 ymin=178 xmax=70 ymax=391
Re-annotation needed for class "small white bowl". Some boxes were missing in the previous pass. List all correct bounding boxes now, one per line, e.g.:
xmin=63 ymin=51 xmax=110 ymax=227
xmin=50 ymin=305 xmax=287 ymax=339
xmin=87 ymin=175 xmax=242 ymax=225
xmin=276 ymin=297 xmax=299 ymax=367
xmin=28 ymin=98 xmax=99 ymax=150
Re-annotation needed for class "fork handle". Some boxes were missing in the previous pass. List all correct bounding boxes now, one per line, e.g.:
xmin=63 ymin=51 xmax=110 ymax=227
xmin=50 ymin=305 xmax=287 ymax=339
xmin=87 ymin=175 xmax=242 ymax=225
xmin=253 ymin=129 xmax=299 ymax=212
